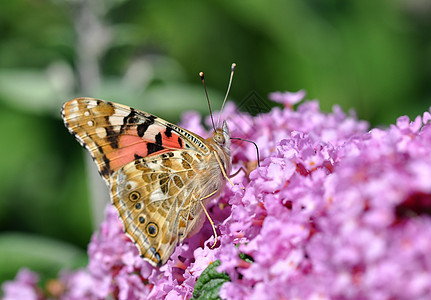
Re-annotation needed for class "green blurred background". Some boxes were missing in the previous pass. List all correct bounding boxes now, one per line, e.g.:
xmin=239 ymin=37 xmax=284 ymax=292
xmin=0 ymin=0 xmax=430 ymax=284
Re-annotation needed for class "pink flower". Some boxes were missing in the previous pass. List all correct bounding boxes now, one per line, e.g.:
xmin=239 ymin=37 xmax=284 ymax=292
xmin=4 ymin=91 xmax=431 ymax=299
xmin=2 ymin=269 xmax=40 ymax=300
xmin=268 ymin=90 xmax=306 ymax=107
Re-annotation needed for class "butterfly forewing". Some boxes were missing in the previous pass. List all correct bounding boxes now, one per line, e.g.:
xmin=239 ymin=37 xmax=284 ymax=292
xmin=61 ymin=97 xmax=232 ymax=267
xmin=61 ymin=97 xmax=209 ymax=183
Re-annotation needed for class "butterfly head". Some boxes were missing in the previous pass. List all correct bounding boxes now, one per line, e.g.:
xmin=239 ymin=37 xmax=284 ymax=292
xmin=213 ymin=120 xmax=231 ymax=147
xmin=210 ymin=120 xmax=232 ymax=176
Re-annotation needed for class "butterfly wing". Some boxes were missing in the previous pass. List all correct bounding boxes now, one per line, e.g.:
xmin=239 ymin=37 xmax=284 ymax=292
xmin=61 ymin=97 xmax=211 ymax=184
xmin=111 ymin=150 xmax=209 ymax=266
xmin=61 ymin=97 xmax=216 ymax=267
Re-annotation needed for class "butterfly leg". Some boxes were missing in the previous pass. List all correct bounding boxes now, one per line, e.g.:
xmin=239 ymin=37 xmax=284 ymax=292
xmin=213 ymin=151 xmax=245 ymax=190
xmin=199 ymin=190 xmax=219 ymax=248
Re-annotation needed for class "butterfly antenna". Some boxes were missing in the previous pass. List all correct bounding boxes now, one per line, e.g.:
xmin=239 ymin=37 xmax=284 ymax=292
xmin=199 ymin=71 xmax=216 ymax=132
xmin=217 ymin=63 xmax=236 ymax=128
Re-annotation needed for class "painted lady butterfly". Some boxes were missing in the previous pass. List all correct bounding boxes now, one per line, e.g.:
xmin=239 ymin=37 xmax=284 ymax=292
xmin=61 ymin=68 xmax=235 ymax=267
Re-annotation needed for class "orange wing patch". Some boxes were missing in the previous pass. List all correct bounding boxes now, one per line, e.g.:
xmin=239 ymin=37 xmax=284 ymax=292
xmin=61 ymin=98 xmax=186 ymax=182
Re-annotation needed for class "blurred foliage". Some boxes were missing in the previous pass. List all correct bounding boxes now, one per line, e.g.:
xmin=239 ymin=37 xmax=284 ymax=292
xmin=0 ymin=0 xmax=430 ymax=284
xmin=0 ymin=233 xmax=87 ymax=284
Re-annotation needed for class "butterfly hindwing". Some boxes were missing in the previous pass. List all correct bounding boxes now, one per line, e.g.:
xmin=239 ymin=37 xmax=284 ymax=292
xmin=110 ymin=150 xmax=207 ymax=266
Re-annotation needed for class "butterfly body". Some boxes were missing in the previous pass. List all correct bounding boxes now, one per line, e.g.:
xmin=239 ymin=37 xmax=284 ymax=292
xmin=62 ymin=98 xmax=231 ymax=266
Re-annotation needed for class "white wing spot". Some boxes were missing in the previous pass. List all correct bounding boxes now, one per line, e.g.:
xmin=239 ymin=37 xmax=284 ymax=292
xmin=86 ymin=101 xmax=97 ymax=109
xmin=69 ymin=104 xmax=79 ymax=113
xmin=149 ymin=188 xmax=166 ymax=203
xmin=87 ymin=120 xmax=94 ymax=126
xmin=117 ymin=196 xmax=127 ymax=209
xmin=67 ymin=113 xmax=79 ymax=120
xmin=75 ymin=135 xmax=85 ymax=146
xmin=84 ymin=111 xmax=90 ymax=117
xmin=125 ymin=181 xmax=137 ymax=190
xmin=114 ymin=108 xmax=130 ymax=117
xmin=109 ymin=115 xmax=125 ymax=126
xmin=147 ymin=161 xmax=161 ymax=170
xmin=95 ymin=127 xmax=107 ymax=138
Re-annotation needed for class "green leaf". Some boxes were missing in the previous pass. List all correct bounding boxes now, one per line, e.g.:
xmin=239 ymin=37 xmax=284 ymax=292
xmin=192 ymin=260 xmax=230 ymax=300
xmin=239 ymin=252 xmax=254 ymax=264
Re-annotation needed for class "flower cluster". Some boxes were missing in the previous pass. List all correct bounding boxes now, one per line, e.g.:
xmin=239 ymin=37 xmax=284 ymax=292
xmin=3 ymin=91 xmax=431 ymax=299
xmin=216 ymin=93 xmax=431 ymax=299
xmin=2 ymin=269 xmax=41 ymax=300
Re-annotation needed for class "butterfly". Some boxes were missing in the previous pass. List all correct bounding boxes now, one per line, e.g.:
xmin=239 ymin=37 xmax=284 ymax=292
xmin=61 ymin=95 xmax=233 ymax=267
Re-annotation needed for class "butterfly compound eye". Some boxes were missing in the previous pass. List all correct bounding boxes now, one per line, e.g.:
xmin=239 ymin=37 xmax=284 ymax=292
xmin=214 ymin=131 xmax=225 ymax=145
